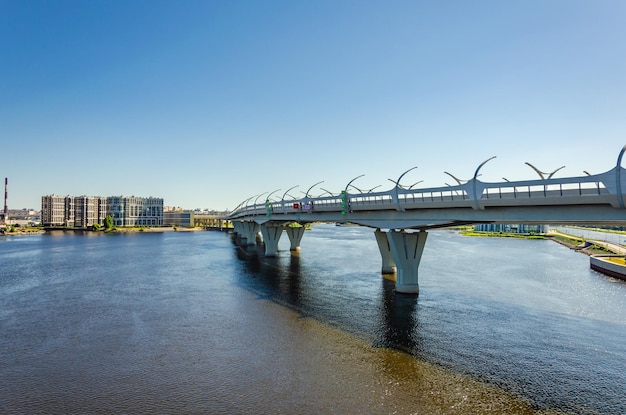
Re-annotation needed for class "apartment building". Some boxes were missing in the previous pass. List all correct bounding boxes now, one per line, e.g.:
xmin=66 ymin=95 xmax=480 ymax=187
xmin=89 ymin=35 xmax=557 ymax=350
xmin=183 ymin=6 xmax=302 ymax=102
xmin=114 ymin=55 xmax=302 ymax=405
xmin=41 ymin=195 xmax=73 ymax=227
xmin=41 ymin=195 xmax=163 ymax=227
xmin=107 ymin=196 xmax=163 ymax=227
xmin=74 ymin=196 xmax=108 ymax=227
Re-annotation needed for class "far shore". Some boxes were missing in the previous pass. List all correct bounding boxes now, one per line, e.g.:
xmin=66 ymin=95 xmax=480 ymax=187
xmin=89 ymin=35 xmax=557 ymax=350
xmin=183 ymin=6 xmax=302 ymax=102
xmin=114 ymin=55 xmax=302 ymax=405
xmin=108 ymin=226 xmax=205 ymax=233
xmin=1 ymin=226 xmax=214 ymax=236
xmin=3 ymin=225 xmax=625 ymax=257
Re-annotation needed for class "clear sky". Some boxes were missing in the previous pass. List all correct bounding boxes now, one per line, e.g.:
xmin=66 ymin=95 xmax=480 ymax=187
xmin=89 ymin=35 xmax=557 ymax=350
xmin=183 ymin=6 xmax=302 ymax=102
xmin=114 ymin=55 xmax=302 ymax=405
xmin=1 ymin=0 xmax=625 ymax=211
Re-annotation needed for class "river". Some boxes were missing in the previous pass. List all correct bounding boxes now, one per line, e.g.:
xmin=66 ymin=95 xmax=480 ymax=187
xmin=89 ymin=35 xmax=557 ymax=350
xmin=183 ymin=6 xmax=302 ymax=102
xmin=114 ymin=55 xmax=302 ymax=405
xmin=1 ymin=225 xmax=625 ymax=414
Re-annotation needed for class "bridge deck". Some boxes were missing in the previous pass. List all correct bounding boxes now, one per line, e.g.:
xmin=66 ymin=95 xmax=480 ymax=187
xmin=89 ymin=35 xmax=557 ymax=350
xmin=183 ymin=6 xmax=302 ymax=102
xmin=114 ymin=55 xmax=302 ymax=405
xmin=228 ymin=156 xmax=626 ymax=230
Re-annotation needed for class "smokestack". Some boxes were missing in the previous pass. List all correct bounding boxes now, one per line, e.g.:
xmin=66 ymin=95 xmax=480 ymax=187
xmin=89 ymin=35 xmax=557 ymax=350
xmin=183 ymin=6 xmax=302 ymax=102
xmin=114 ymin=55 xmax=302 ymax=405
xmin=4 ymin=178 xmax=7 ymax=217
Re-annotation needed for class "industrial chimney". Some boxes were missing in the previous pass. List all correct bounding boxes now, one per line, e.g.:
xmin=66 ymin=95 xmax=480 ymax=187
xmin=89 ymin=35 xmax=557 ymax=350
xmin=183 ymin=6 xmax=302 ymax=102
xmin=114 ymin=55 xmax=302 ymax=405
xmin=4 ymin=177 xmax=7 ymax=218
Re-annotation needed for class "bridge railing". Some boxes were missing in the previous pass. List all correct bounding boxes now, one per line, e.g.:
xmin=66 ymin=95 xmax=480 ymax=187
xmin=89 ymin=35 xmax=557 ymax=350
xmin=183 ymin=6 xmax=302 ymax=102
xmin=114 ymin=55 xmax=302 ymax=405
xmin=228 ymin=165 xmax=625 ymax=220
xmin=480 ymin=179 xmax=608 ymax=200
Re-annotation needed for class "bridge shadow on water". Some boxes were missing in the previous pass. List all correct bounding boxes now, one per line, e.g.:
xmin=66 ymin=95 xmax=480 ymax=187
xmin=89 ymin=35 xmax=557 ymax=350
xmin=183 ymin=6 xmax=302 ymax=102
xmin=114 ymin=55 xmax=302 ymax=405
xmin=230 ymin=235 xmax=421 ymax=356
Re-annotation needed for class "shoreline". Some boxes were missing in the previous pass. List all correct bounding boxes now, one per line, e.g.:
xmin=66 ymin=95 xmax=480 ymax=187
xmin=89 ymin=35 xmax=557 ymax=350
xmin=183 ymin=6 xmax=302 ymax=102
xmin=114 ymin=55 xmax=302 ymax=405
xmin=4 ymin=226 xmax=626 ymax=256
xmin=1 ymin=226 xmax=209 ymax=236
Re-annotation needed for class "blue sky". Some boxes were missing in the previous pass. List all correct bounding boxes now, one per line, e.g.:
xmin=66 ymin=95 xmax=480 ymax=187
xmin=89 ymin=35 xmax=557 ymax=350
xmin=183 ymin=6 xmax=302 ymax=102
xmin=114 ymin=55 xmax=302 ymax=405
xmin=1 ymin=0 xmax=625 ymax=211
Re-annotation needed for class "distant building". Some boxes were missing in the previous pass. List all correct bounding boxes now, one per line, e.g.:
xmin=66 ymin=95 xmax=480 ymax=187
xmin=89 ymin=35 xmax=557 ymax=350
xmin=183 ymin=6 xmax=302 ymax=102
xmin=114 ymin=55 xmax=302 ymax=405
xmin=41 ymin=195 xmax=72 ymax=227
xmin=164 ymin=209 xmax=194 ymax=227
xmin=473 ymin=224 xmax=546 ymax=233
xmin=107 ymin=196 xmax=163 ymax=227
xmin=41 ymin=195 xmax=163 ymax=227
xmin=3 ymin=209 xmax=41 ymax=227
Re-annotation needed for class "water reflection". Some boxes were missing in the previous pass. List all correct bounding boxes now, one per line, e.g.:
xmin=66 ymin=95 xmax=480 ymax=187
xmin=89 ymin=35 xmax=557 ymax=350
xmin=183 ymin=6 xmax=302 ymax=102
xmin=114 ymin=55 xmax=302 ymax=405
xmin=231 ymin=233 xmax=421 ymax=354
xmin=375 ymin=278 xmax=419 ymax=353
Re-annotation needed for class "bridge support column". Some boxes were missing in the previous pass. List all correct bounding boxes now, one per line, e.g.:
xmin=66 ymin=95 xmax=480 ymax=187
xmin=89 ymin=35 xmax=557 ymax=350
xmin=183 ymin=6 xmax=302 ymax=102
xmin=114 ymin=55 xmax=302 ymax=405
xmin=242 ymin=221 xmax=260 ymax=246
xmin=232 ymin=221 xmax=246 ymax=243
xmin=260 ymin=224 xmax=284 ymax=257
xmin=387 ymin=230 xmax=428 ymax=294
xmin=285 ymin=226 xmax=305 ymax=252
xmin=374 ymin=229 xmax=396 ymax=274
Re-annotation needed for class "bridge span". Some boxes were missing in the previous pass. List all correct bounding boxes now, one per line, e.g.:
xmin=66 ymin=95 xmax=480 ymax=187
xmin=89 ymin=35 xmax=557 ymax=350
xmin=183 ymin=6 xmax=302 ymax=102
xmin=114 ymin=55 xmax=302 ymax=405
xmin=227 ymin=146 xmax=626 ymax=294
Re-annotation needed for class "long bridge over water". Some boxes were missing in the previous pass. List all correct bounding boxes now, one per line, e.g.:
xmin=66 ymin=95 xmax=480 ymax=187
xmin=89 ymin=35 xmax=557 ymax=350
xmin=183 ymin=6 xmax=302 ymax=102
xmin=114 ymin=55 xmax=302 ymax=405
xmin=227 ymin=146 xmax=626 ymax=294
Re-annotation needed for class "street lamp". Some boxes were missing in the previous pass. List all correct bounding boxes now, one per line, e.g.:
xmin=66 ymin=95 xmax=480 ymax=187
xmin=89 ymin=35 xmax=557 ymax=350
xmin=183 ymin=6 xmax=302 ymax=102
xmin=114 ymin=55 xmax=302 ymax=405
xmin=282 ymin=185 xmax=299 ymax=201
xmin=614 ymin=144 xmax=626 ymax=208
xmin=253 ymin=192 xmax=268 ymax=210
xmin=444 ymin=171 xmax=474 ymax=185
xmin=348 ymin=184 xmax=381 ymax=193
xmin=344 ymin=175 xmax=364 ymax=195
xmin=525 ymin=162 xmax=565 ymax=179
xmin=391 ymin=166 xmax=418 ymax=211
xmin=341 ymin=175 xmax=364 ymax=215
xmin=264 ymin=188 xmax=281 ymax=216
xmin=266 ymin=188 xmax=282 ymax=202
xmin=304 ymin=181 xmax=324 ymax=199
xmin=471 ymin=156 xmax=496 ymax=210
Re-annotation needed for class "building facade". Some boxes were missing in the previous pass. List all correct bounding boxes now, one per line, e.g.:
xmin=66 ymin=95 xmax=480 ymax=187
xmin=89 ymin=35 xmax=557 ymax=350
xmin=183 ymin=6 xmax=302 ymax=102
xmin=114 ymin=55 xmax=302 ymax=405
xmin=473 ymin=223 xmax=547 ymax=233
xmin=163 ymin=209 xmax=194 ymax=227
xmin=107 ymin=196 xmax=163 ymax=227
xmin=41 ymin=195 xmax=72 ymax=227
xmin=74 ymin=196 xmax=107 ymax=227
xmin=41 ymin=195 xmax=163 ymax=228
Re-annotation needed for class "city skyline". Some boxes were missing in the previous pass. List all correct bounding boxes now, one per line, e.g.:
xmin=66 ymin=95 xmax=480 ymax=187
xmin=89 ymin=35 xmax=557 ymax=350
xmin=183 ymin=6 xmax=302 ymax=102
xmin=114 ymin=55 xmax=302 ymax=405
xmin=2 ymin=1 xmax=625 ymax=211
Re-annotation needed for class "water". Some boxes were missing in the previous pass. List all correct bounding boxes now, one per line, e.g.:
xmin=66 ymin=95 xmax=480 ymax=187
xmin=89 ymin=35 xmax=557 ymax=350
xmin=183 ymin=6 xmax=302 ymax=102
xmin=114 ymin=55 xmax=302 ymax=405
xmin=1 ymin=226 xmax=625 ymax=414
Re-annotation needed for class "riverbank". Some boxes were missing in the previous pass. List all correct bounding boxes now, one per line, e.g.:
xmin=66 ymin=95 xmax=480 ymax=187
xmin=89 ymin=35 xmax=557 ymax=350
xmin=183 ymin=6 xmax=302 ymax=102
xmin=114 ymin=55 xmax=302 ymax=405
xmin=1 ymin=226 xmax=211 ymax=236
xmin=107 ymin=226 xmax=204 ymax=233
xmin=0 ymin=228 xmax=45 ymax=236
xmin=460 ymin=227 xmax=623 ymax=256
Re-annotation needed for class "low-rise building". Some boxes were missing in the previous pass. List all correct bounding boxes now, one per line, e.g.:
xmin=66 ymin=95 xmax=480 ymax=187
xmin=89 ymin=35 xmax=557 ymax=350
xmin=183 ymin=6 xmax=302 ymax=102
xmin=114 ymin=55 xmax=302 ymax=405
xmin=474 ymin=223 xmax=546 ymax=233
xmin=164 ymin=209 xmax=194 ymax=227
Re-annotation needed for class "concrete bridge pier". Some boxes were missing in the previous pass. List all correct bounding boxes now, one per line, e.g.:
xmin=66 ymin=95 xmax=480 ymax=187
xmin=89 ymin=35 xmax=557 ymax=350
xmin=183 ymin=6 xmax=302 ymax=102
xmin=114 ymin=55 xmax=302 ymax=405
xmin=374 ymin=229 xmax=396 ymax=274
xmin=241 ymin=221 xmax=261 ymax=246
xmin=232 ymin=221 xmax=247 ymax=243
xmin=260 ymin=224 xmax=284 ymax=256
xmin=387 ymin=230 xmax=428 ymax=295
xmin=285 ymin=226 xmax=305 ymax=252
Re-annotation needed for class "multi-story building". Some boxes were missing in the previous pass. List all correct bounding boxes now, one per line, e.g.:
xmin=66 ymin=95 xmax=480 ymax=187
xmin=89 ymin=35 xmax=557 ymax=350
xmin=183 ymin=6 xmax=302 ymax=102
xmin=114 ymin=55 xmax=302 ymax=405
xmin=41 ymin=195 xmax=163 ymax=228
xmin=74 ymin=196 xmax=107 ymax=227
xmin=107 ymin=196 xmax=163 ymax=227
xmin=41 ymin=195 xmax=71 ymax=227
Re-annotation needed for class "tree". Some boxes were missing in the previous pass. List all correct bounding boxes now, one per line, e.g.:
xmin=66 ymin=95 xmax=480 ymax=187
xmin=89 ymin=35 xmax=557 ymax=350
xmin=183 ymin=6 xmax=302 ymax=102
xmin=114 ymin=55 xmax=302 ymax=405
xmin=103 ymin=215 xmax=114 ymax=230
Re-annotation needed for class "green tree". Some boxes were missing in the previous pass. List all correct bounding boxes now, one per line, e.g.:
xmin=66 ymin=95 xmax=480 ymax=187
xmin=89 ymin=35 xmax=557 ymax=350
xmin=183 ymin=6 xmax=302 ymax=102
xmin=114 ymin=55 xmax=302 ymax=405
xmin=103 ymin=215 xmax=114 ymax=230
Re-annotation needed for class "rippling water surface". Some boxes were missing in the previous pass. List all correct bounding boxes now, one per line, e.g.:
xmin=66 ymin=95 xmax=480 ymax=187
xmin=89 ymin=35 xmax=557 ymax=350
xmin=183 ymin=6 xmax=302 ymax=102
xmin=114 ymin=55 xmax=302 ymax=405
xmin=1 ymin=226 xmax=625 ymax=414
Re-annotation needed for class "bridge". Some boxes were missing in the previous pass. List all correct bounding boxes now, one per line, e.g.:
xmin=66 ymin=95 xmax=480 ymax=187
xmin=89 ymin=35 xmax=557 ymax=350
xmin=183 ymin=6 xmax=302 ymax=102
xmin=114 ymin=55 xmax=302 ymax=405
xmin=227 ymin=146 xmax=626 ymax=294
